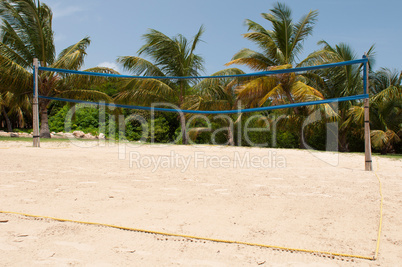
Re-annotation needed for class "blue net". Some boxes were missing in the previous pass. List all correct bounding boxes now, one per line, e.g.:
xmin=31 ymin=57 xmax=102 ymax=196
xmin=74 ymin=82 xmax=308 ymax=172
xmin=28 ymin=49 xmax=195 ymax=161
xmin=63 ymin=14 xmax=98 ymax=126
xmin=36 ymin=58 xmax=369 ymax=114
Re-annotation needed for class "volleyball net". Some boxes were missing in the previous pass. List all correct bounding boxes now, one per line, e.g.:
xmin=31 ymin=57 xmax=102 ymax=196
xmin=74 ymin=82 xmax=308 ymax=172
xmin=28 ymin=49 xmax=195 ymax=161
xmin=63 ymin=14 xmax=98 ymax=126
xmin=32 ymin=56 xmax=373 ymax=170
xmin=34 ymin=58 xmax=369 ymax=114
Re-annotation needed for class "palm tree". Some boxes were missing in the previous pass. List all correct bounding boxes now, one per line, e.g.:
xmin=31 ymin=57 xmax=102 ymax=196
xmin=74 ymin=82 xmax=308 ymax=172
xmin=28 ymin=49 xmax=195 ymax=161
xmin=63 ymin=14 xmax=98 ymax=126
xmin=303 ymin=41 xmax=375 ymax=151
xmin=369 ymin=68 xmax=401 ymax=154
xmin=226 ymin=2 xmax=332 ymax=148
xmin=0 ymin=0 xmax=114 ymax=137
xmin=116 ymin=26 xmax=205 ymax=144
xmin=227 ymin=2 xmax=318 ymax=69
xmin=0 ymin=92 xmax=13 ymax=131
xmin=0 ymin=91 xmax=31 ymax=131
xmin=371 ymin=68 xmax=401 ymax=95
xmin=185 ymin=68 xmax=245 ymax=145
xmin=345 ymin=68 xmax=401 ymax=154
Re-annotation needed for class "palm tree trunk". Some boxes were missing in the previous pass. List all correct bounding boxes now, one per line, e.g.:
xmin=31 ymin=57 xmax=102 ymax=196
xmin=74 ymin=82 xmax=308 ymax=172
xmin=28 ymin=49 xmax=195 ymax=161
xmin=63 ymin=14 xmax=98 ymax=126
xmin=284 ymin=90 xmax=299 ymax=114
xmin=2 ymin=106 xmax=13 ymax=132
xmin=338 ymin=130 xmax=349 ymax=152
xmin=39 ymin=102 xmax=51 ymax=138
xmin=180 ymin=114 xmax=187 ymax=145
xmin=227 ymin=125 xmax=234 ymax=146
xmin=179 ymin=82 xmax=188 ymax=145
xmin=283 ymin=89 xmax=307 ymax=149
xmin=285 ymin=92 xmax=306 ymax=149
xmin=299 ymin=125 xmax=307 ymax=149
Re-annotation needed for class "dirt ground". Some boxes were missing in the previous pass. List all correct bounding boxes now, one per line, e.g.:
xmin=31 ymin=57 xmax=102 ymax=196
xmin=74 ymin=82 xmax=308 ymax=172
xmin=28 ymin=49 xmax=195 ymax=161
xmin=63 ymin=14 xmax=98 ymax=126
xmin=0 ymin=140 xmax=401 ymax=266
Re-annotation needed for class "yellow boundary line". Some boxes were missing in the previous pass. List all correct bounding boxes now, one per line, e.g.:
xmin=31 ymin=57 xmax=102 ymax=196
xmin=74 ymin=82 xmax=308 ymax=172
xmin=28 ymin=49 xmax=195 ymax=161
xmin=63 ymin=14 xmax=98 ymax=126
xmin=0 ymin=163 xmax=384 ymax=261
xmin=373 ymin=157 xmax=384 ymax=260
xmin=0 ymin=210 xmax=374 ymax=260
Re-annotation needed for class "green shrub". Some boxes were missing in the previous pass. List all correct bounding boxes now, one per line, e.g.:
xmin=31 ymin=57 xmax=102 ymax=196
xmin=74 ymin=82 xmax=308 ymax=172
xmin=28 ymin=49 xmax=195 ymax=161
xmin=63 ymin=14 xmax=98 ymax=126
xmin=49 ymin=104 xmax=104 ymax=136
xmin=276 ymin=131 xmax=298 ymax=148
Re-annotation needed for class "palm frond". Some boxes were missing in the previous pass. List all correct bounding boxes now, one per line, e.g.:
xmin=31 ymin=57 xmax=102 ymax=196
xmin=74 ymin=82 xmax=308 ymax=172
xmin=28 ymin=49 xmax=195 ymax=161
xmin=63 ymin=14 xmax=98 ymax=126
xmin=0 ymin=53 xmax=32 ymax=94
xmin=52 ymin=37 xmax=90 ymax=70
xmin=371 ymin=129 xmax=400 ymax=150
xmin=344 ymin=105 xmax=364 ymax=129
xmin=291 ymin=9 xmax=318 ymax=60
xmin=190 ymin=25 xmax=205 ymax=55
xmin=137 ymin=28 xmax=204 ymax=81
xmin=115 ymin=78 xmax=175 ymax=105
xmin=372 ymin=85 xmax=402 ymax=103
xmin=58 ymin=89 xmax=113 ymax=102
xmin=117 ymin=56 xmax=165 ymax=77
xmin=244 ymin=19 xmax=268 ymax=34
xmin=62 ymin=67 xmax=121 ymax=90
xmin=0 ymin=0 xmax=55 ymax=65
xmin=226 ymin=48 xmax=274 ymax=70
xmin=291 ymin=80 xmax=324 ymax=100
xmin=236 ymin=76 xmax=280 ymax=108
xmin=194 ymin=68 xmax=245 ymax=93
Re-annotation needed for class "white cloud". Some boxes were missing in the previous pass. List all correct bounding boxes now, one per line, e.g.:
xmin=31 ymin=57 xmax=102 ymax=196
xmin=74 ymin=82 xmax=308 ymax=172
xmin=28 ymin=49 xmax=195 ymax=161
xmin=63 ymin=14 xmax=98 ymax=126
xmin=97 ymin=62 xmax=120 ymax=72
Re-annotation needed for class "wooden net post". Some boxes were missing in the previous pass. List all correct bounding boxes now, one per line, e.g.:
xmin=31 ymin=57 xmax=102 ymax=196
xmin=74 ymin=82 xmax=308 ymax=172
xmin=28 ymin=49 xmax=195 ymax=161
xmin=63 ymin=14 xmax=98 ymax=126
xmin=33 ymin=58 xmax=40 ymax=147
xmin=363 ymin=54 xmax=372 ymax=171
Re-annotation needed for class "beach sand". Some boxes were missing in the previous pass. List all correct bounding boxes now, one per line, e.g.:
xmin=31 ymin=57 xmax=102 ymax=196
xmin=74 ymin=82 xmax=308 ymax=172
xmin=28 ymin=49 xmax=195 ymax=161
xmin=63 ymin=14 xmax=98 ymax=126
xmin=0 ymin=140 xmax=401 ymax=266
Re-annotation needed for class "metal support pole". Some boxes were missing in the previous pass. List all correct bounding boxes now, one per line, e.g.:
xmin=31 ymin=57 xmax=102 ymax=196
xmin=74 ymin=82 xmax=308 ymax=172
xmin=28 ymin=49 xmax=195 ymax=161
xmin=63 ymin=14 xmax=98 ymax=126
xmin=33 ymin=58 xmax=40 ymax=147
xmin=363 ymin=54 xmax=372 ymax=171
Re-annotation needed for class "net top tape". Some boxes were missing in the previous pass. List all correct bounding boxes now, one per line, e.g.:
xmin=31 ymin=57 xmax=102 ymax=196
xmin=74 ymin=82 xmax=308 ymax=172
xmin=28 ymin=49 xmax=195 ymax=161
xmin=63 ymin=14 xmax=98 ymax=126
xmin=38 ymin=58 xmax=368 ymax=80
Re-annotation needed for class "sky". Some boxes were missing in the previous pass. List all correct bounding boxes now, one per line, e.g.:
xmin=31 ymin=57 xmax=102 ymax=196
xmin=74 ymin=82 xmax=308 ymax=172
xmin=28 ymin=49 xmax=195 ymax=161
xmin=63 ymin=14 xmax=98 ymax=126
xmin=47 ymin=0 xmax=401 ymax=75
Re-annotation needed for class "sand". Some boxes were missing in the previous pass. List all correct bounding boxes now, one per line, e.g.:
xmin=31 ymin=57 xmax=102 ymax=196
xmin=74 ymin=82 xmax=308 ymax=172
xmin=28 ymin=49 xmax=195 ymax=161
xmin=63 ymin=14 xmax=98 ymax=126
xmin=0 ymin=140 xmax=401 ymax=266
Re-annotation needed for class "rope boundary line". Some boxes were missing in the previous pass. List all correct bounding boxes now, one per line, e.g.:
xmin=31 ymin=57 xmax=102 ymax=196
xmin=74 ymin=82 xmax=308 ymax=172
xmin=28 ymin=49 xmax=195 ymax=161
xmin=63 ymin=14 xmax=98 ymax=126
xmin=0 ymin=208 xmax=376 ymax=261
xmin=373 ymin=157 xmax=384 ymax=260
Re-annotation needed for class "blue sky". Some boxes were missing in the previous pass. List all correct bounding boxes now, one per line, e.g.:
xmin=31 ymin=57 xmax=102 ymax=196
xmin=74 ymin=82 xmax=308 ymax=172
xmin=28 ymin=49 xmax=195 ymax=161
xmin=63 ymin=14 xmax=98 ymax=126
xmin=48 ymin=0 xmax=401 ymax=74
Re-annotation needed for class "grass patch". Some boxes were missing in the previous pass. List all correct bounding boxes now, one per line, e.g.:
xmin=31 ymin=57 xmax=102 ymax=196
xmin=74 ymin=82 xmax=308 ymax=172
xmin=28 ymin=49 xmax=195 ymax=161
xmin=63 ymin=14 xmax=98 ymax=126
xmin=372 ymin=153 xmax=402 ymax=159
xmin=345 ymin=151 xmax=402 ymax=160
